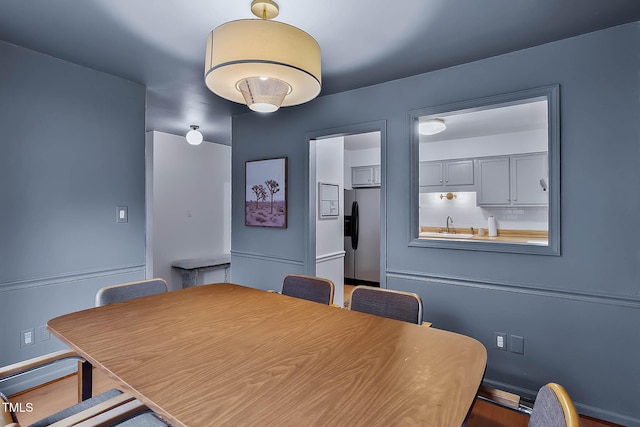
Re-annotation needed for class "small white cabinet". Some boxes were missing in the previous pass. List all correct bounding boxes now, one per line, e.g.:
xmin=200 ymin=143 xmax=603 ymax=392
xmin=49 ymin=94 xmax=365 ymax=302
xmin=511 ymin=153 xmax=548 ymax=205
xmin=419 ymin=162 xmax=443 ymax=186
xmin=476 ymin=153 xmax=547 ymax=206
xmin=476 ymin=157 xmax=510 ymax=205
xmin=352 ymin=165 xmax=381 ymax=187
xmin=419 ymin=159 xmax=474 ymax=191
xmin=372 ymin=165 xmax=381 ymax=185
xmin=446 ymin=160 xmax=474 ymax=186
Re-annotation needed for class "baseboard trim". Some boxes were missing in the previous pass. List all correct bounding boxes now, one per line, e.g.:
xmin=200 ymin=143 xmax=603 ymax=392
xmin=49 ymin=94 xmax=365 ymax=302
xmin=3 ymin=361 xmax=77 ymax=397
xmin=482 ymin=378 xmax=638 ymax=426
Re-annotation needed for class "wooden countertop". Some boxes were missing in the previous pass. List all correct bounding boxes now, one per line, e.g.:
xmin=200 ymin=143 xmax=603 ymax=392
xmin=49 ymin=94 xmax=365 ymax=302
xmin=49 ymin=284 xmax=487 ymax=427
xmin=419 ymin=226 xmax=548 ymax=244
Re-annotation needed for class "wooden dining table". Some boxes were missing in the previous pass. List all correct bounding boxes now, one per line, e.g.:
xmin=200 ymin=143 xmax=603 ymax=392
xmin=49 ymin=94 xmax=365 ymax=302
xmin=48 ymin=283 xmax=487 ymax=426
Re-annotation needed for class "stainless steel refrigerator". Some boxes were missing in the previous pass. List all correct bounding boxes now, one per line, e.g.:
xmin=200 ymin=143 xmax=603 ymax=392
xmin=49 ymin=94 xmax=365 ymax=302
xmin=344 ymin=188 xmax=380 ymax=285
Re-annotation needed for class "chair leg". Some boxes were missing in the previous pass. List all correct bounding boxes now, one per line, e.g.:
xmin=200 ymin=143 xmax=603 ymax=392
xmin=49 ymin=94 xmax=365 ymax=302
xmin=78 ymin=360 xmax=93 ymax=402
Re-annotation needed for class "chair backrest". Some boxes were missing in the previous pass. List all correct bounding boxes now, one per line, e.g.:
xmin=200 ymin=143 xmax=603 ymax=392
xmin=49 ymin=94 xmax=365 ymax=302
xmin=1 ymin=392 xmax=19 ymax=426
xmin=95 ymin=278 xmax=168 ymax=307
xmin=281 ymin=274 xmax=335 ymax=305
xmin=528 ymin=383 xmax=580 ymax=427
xmin=349 ymin=286 xmax=423 ymax=324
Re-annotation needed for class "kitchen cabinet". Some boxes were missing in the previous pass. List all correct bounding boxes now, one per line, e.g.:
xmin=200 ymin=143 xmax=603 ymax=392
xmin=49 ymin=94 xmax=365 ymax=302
xmin=476 ymin=153 xmax=547 ymax=206
xmin=419 ymin=159 xmax=474 ymax=191
xmin=476 ymin=157 xmax=510 ymax=205
xmin=352 ymin=165 xmax=381 ymax=187
xmin=511 ymin=153 xmax=548 ymax=205
xmin=419 ymin=162 xmax=443 ymax=186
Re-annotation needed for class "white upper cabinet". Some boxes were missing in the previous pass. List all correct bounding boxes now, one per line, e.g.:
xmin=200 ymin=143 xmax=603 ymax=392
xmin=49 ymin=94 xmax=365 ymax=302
xmin=372 ymin=165 xmax=381 ymax=185
xmin=352 ymin=165 xmax=381 ymax=187
xmin=476 ymin=157 xmax=511 ymax=205
xmin=419 ymin=159 xmax=474 ymax=190
xmin=477 ymin=153 xmax=548 ymax=206
xmin=511 ymin=153 xmax=548 ymax=205
xmin=445 ymin=160 xmax=474 ymax=186
xmin=419 ymin=162 xmax=443 ymax=186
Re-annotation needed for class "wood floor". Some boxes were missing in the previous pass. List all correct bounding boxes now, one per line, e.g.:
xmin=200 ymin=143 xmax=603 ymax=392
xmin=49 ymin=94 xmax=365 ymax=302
xmin=344 ymin=284 xmax=355 ymax=307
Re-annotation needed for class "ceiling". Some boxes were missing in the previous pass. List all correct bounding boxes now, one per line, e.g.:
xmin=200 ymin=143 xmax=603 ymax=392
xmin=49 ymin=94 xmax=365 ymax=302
xmin=1 ymin=0 xmax=639 ymax=145
xmin=344 ymin=132 xmax=381 ymax=152
xmin=420 ymin=100 xmax=548 ymax=143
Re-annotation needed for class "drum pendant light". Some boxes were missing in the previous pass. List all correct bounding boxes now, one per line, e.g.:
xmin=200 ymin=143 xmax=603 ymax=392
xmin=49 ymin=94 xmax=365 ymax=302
xmin=204 ymin=0 xmax=322 ymax=113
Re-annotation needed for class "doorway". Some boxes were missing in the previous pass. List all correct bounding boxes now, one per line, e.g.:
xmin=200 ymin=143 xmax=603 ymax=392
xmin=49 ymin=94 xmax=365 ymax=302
xmin=343 ymin=132 xmax=381 ymax=288
xmin=308 ymin=123 xmax=384 ymax=307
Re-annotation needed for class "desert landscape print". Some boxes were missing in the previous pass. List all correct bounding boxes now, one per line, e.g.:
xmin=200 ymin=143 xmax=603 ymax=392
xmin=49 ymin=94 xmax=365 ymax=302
xmin=245 ymin=158 xmax=287 ymax=228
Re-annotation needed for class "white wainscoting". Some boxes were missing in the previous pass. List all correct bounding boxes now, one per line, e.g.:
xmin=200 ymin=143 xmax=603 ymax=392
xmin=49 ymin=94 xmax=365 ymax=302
xmin=316 ymin=250 xmax=346 ymax=307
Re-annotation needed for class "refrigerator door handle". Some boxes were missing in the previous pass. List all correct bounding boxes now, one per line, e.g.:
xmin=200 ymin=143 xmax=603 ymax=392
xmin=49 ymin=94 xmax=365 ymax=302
xmin=351 ymin=201 xmax=359 ymax=250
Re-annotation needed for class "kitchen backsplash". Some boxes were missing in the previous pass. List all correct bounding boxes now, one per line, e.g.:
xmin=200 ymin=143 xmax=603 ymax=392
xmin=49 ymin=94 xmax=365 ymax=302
xmin=419 ymin=192 xmax=548 ymax=231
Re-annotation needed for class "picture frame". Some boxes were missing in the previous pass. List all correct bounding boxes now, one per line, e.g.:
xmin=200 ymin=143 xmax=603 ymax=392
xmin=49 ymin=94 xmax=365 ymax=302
xmin=245 ymin=157 xmax=288 ymax=228
xmin=318 ymin=182 xmax=339 ymax=219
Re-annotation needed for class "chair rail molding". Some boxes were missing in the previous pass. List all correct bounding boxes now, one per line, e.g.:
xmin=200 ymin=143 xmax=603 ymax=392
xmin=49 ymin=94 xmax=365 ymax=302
xmin=230 ymin=250 xmax=305 ymax=266
xmin=0 ymin=264 xmax=146 ymax=292
xmin=315 ymin=250 xmax=346 ymax=264
xmin=385 ymin=269 xmax=640 ymax=308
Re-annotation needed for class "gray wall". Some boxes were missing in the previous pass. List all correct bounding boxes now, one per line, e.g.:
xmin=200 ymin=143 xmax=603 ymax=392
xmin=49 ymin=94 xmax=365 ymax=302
xmin=0 ymin=40 xmax=146 ymax=393
xmin=231 ymin=23 xmax=640 ymax=425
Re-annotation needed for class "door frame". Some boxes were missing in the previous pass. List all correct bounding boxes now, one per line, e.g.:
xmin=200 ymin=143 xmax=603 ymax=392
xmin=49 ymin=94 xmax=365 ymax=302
xmin=305 ymin=120 xmax=387 ymax=288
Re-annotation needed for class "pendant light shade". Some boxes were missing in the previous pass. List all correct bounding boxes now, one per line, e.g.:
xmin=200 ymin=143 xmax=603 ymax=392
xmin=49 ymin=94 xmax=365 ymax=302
xmin=204 ymin=1 xmax=321 ymax=113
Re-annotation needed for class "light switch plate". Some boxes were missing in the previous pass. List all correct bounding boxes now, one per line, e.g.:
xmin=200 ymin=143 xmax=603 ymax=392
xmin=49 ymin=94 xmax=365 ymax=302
xmin=116 ymin=206 xmax=128 ymax=223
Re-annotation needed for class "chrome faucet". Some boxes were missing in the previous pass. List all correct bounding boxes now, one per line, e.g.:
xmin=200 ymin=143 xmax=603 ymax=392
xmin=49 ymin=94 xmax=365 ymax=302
xmin=446 ymin=216 xmax=454 ymax=233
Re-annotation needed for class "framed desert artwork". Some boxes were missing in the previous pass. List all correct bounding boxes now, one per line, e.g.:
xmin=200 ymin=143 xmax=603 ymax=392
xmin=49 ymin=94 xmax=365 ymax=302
xmin=245 ymin=157 xmax=287 ymax=228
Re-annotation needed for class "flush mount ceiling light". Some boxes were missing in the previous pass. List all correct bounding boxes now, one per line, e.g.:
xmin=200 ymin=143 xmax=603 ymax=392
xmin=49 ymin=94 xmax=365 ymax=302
xmin=204 ymin=0 xmax=321 ymax=113
xmin=419 ymin=118 xmax=447 ymax=135
xmin=186 ymin=125 xmax=203 ymax=145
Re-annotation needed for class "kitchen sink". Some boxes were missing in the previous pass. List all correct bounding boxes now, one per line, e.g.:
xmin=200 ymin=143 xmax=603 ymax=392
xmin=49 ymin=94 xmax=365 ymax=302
xmin=419 ymin=232 xmax=474 ymax=239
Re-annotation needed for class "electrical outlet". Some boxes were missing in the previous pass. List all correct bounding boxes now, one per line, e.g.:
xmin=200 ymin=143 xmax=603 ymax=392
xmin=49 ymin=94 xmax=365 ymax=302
xmin=38 ymin=325 xmax=51 ymax=342
xmin=20 ymin=328 xmax=35 ymax=348
xmin=494 ymin=332 xmax=507 ymax=351
xmin=510 ymin=335 xmax=524 ymax=355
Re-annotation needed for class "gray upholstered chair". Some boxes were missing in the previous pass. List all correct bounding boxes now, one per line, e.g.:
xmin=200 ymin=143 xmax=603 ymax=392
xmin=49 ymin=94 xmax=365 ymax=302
xmin=528 ymin=383 xmax=580 ymax=427
xmin=95 ymin=278 xmax=168 ymax=307
xmin=2 ymin=279 xmax=172 ymax=426
xmin=281 ymin=274 xmax=335 ymax=305
xmin=349 ymin=286 xmax=427 ymax=325
xmin=1 ymin=352 xmax=169 ymax=426
xmin=2 ymin=278 xmax=171 ymax=426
